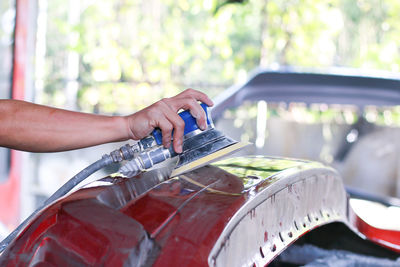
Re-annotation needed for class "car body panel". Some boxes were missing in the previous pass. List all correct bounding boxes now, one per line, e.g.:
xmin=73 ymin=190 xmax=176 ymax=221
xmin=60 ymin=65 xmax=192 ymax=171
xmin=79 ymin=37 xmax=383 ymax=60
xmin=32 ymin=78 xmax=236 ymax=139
xmin=348 ymin=199 xmax=400 ymax=253
xmin=0 ymin=156 xmax=350 ymax=266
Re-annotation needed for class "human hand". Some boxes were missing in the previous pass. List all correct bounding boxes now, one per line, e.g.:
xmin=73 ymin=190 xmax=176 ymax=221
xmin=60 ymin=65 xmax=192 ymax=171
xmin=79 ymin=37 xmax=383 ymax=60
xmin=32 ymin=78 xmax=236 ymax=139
xmin=124 ymin=89 xmax=214 ymax=153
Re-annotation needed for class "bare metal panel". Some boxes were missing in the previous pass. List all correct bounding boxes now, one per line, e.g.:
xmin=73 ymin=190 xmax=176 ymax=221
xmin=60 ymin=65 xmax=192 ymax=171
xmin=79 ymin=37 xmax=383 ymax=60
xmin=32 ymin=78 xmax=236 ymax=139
xmin=208 ymin=163 xmax=347 ymax=266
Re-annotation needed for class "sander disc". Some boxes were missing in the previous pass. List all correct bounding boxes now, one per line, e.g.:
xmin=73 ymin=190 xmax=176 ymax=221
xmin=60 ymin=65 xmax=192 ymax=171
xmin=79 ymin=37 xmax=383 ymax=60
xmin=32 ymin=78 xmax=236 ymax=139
xmin=171 ymin=141 xmax=248 ymax=177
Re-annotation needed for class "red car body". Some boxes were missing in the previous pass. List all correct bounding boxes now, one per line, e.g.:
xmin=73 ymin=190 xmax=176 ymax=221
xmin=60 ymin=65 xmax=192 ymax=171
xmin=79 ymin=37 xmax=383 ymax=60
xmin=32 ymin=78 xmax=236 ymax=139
xmin=1 ymin=156 xmax=398 ymax=266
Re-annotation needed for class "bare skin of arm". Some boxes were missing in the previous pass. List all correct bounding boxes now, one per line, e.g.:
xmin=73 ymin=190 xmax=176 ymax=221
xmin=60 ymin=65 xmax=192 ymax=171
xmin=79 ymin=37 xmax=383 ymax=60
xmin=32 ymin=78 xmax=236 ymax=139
xmin=0 ymin=89 xmax=213 ymax=153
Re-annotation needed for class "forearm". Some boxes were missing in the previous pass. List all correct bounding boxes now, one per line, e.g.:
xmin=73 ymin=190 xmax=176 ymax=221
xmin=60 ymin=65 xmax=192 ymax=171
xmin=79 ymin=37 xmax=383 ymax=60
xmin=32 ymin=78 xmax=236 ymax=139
xmin=0 ymin=100 xmax=130 ymax=152
xmin=0 ymin=89 xmax=213 ymax=153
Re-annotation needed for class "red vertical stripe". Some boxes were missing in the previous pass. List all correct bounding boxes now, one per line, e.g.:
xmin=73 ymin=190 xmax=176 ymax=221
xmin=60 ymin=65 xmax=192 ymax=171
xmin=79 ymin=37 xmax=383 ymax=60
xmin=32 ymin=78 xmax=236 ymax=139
xmin=0 ymin=0 xmax=28 ymax=227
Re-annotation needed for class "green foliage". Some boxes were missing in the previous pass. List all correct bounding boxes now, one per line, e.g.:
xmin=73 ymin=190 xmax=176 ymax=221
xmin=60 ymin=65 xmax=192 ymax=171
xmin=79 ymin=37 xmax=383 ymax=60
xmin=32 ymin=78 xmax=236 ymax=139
xmin=39 ymin=0 xmax=400 ymax=114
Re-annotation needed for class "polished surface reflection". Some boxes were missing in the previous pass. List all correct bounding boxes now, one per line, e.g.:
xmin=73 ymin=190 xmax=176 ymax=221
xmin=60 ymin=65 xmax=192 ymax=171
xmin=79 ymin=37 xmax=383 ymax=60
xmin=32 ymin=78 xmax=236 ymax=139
xmin=212 ymin=156 xmax=307 ymax=190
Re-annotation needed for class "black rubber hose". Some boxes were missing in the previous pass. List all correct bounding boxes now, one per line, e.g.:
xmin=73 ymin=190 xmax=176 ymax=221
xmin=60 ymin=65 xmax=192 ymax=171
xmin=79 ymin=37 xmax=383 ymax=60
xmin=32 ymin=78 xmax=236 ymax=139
xmin=0 ymin=154 xmax=114 ymax=253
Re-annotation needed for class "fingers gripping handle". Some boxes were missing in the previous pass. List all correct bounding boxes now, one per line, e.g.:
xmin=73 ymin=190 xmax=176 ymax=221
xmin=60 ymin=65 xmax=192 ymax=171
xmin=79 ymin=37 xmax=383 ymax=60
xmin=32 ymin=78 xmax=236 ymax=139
xmin=151 ymin=103 xmax=213 ymax=145
xmin=120 ymin=104 xmax=213 ymax=177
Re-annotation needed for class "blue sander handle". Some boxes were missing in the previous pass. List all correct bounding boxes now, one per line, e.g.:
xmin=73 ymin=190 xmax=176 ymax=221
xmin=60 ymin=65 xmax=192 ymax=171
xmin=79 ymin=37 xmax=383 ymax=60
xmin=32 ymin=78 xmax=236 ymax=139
xmin=151 ymin=103 xmax=212 ymax=145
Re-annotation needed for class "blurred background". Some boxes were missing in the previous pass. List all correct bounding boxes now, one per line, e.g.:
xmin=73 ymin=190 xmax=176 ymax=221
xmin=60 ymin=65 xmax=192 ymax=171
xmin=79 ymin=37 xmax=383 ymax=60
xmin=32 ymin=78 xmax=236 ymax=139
xmin=1 ymin=0 xmax=400 ymax=237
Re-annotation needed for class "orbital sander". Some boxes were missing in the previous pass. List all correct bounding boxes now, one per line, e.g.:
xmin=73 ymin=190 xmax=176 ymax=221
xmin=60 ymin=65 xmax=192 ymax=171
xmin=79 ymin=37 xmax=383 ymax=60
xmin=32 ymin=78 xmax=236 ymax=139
xmin=119 ymin=103 xmax=247 ymax=177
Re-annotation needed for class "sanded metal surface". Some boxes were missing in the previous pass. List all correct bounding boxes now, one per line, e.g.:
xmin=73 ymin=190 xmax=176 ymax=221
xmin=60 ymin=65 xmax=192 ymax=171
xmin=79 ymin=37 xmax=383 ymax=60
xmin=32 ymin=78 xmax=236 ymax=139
xmin=208 ymin=159 xmax=347 ymax=266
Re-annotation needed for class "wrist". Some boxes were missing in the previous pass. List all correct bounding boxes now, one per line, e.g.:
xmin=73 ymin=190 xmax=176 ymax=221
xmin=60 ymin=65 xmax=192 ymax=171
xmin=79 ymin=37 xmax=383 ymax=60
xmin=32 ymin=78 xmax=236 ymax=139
xmin=112 ymin=115 xmax=132 ymax=141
